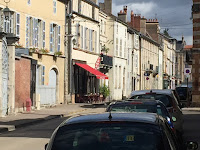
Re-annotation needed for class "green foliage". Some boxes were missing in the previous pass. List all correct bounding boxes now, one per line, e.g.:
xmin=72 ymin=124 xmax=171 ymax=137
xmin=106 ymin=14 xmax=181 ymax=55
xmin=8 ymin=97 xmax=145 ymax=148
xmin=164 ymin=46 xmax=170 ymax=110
xmin=101 ymin=45 xmax=109 ymax=54
xmin=99 ymin=84 xmax=110 ymax=98
xmin=54 ymin=51 xmax=63 ymax=56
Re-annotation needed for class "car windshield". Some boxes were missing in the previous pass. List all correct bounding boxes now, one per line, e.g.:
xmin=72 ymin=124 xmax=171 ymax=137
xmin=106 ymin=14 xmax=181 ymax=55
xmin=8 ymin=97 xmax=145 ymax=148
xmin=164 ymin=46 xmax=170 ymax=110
xmin=51 ymin=122 xmax=165 ymax=150
xmin=108 ymin=104 xmax=168 ymax=118
xmin=130 ymin=94 xmax=172 ymax=107
xmin=176 ymin=87 xmax=187 ymax=100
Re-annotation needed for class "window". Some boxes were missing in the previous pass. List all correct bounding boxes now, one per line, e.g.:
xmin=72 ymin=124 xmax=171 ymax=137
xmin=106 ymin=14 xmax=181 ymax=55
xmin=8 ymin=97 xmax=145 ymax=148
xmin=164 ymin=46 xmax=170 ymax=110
xmin=116 ymin=38 xmax=118 ymax=56
xmin=16 ymin=13 xmax=20 ymax=37
xmin=50 ymin=23 xmax=60 ymax=52
xmin=84 ymin=27 xmax=88 ymax=50
xmin=92 ymin=6 xmax=95 ymax=19
xmin=42 ymin=21 xmax=45 ymax=48
xmin=26 ymin=16 xmax=30 ymax=48
xmin=119 ymin=66 xmax=121 ymax=89
xmin=104 ymin=21 xmax=106 ymax=35
xmin=76 ymin=24 xmax=80 ymax=47
xmin=93 ymin=31 xmax=97 ymax=52
xmin=58 ymin=26 xmax=60 ymax=51
xmin=124 ymin=42 xmax=126 ymax=58
xmin=120 ymin=39 xmax=122 ymax=57
xmin=78 ymin=0 xmax=81 ymax=13
xmin=28 ymin=0 xmax=31 ymax=5
xmin=128 ymin=48 xmax=130 ymax=65
xmin=81 ymin=26 xmax=83 ymax=48
xmin=41 ymin=66 xmax=45 ymax=85
xmin=53 ymin=0 xmax=57 ymax=14
xmin=115 ymin=65 xmax=118 ymax=89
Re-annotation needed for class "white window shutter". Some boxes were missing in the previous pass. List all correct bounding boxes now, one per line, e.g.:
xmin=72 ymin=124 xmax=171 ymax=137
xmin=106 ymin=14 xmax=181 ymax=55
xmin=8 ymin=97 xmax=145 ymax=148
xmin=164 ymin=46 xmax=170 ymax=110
xmin=26 ymin=16 xmax=29 ymax=48
xmin=16 ymin=13 xmax=20 ymax=37
xmin=58 ymin=25 xmax=60 ymax=51
xmin=50 ymin=23 xmax=53 ymax=52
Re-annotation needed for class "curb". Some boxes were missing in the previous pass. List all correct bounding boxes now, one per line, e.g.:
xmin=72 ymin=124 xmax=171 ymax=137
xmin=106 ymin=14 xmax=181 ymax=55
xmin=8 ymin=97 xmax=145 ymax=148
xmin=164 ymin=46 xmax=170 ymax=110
xmin=182 ymin=108 xmax=200 ymax=112
xmin=0 ymin=115 xmax=61 ymax=134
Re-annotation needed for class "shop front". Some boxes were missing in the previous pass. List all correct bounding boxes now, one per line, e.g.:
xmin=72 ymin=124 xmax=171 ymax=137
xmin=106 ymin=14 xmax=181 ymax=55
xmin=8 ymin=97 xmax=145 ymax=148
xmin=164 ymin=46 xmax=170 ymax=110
xmin=73 ymin=61 xmax=108 ymax=103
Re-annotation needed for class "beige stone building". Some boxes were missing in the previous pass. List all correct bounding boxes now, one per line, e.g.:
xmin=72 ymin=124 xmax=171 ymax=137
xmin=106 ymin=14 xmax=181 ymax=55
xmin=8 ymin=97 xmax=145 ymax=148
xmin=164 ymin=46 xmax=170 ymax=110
xmin=0 ymin=0 xmax=66 ymax=110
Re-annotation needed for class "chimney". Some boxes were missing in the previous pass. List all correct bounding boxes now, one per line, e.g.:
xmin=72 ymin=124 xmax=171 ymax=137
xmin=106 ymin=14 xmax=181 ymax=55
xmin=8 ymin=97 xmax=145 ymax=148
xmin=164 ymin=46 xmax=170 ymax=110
xmin=140 ymin=17 xmax=147 ymax=35
xmin=118 ymin=6 xmax=127 ymax=22
xmin=130 ymin=10 xmax=141 ymax=31
xmin=146 ymin=19 xmax=160 ymax=42
xmin=123 ymin=6 xmax=127 ymax=14
xmin=105 ymin=0 xmax=112 ymax=14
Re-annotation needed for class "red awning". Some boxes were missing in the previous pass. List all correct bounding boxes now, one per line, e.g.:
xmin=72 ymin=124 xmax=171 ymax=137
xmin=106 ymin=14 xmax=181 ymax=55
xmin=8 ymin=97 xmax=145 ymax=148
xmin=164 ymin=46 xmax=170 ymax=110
xmin=76 ymin=63 xmax=108 ymax=79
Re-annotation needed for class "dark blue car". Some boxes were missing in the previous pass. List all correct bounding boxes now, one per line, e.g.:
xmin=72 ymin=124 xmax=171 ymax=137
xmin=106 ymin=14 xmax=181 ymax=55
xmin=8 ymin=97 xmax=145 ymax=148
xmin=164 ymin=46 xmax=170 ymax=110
xmin=45 ymin=113 xmax=198 ymax=150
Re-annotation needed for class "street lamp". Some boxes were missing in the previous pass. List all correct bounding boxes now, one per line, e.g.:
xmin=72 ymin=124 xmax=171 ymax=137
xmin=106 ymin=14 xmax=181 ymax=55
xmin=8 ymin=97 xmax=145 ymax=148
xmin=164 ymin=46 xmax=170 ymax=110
xmin=3 ymin=0 xmax=12 ymax=20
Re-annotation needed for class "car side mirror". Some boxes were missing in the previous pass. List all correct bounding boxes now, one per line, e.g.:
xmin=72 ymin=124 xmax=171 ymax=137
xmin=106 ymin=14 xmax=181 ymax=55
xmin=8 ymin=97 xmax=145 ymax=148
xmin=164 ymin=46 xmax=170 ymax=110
xmin=45 ymin=143 xmax=48 ymax=150
xmin=172 ymin=116 xmax=177 ymax=122
xmin=187 ymin=141 xmax=198 ymax=150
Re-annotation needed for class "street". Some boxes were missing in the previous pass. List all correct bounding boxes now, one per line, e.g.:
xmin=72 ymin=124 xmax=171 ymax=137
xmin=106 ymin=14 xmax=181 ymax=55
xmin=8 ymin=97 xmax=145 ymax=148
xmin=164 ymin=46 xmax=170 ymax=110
xmin=183 ymin=110 xmax=200 ymax=149
xmin=0 ymin=117 xmax=68 ymax=150
xmin=0 ymin=110 xmax=199 ymax=150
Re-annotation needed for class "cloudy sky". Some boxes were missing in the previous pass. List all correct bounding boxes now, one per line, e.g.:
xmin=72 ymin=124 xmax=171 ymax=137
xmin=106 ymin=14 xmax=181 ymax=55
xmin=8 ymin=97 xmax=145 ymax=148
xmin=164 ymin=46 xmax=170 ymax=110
xmin=99 ymin=0 xmax=193 ymax=45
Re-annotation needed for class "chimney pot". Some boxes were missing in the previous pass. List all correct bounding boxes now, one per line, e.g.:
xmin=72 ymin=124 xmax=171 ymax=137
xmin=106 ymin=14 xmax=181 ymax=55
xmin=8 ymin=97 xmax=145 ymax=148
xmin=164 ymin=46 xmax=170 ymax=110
xmin=131 ymin=10 xmax=134 ymax=15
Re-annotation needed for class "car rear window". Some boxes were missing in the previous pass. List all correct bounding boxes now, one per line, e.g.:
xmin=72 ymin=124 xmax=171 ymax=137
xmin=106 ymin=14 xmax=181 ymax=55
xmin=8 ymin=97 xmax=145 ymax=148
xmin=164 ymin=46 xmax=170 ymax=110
xmin=130 ymin=94 xmax=173 ymax=107
xmin=51 ymin=122 xmax=165 ymax=150
xmin=175 ymin=87 xmax=187 ymax=100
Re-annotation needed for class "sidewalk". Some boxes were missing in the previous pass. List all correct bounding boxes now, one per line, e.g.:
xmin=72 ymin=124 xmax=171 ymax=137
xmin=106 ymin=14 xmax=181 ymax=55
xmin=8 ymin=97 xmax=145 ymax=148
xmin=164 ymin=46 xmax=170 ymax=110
xmin=0 ymin=103 xmax=106 ymax=134
xmin=182 ymin=107 xmax=200 ymax=112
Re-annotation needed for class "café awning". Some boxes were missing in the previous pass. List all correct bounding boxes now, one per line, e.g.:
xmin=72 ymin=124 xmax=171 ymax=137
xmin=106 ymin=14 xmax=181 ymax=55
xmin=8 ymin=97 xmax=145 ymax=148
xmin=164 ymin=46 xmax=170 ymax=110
xmin=76 ymin=63 xmax=108 ymax=79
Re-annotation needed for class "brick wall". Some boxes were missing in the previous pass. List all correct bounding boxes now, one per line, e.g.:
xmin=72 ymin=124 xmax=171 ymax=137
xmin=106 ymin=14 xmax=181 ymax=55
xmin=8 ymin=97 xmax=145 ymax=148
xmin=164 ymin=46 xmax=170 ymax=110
xmin=192 ymin=0 xmax=200 ymax=104
xmin=15 ymin=57 xmax=31 ymax=109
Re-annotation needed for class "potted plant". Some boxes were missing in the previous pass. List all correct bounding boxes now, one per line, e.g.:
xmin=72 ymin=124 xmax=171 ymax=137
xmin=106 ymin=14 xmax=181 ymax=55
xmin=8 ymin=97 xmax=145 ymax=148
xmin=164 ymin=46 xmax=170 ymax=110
xmin=54 ymin=51 xmax=63 ymax=56
xmin=39 ymin=48 xmax=49 ymax=54
xmin=99 ymin=84 xmax=110 ymax=101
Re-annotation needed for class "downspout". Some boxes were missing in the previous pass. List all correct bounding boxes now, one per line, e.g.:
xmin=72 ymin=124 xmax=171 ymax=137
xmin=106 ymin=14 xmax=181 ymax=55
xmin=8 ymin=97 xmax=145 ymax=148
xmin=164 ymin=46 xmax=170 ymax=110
xmin=139 ymin=35 xmax=142 ymax=90
xmin=68 ymin=0 xmax=73 ymax=103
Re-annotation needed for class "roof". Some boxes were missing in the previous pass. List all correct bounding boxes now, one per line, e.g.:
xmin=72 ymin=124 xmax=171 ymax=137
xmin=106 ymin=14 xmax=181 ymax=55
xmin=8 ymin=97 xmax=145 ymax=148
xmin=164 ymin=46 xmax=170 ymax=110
xmin=64 ymin=112 xmax=159 ymax=126
xmin=131 ymin=89 xmax=173 ymax=97
xmin=184 ymin=45 xmax=193 ymax=49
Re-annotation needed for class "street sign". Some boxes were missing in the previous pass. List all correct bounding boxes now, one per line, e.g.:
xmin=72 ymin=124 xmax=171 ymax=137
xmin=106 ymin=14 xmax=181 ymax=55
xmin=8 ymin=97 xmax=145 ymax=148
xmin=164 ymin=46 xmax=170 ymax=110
xmin=184 ymin=68 xmax=191 ymax=75
xmin=184 ymin=68 xmax=191 ymax=78
xmin=146 ymin=77 xmax=149 ymax=80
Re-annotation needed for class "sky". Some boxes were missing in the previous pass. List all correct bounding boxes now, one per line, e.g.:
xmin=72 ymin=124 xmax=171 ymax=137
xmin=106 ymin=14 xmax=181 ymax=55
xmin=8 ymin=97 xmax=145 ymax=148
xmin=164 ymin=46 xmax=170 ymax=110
xmin=99 ymin=0 xmax=193 ymax=45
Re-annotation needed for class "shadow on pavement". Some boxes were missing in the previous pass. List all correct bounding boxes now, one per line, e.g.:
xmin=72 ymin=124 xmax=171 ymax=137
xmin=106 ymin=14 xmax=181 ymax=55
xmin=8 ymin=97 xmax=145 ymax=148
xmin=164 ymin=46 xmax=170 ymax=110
xmin=183 ymin=113 xmax=200 ymax=148
xmin=0 ymin=117 xmax=68 ymax=138
xmin=80 ymin=103 xmax=107 ymax=109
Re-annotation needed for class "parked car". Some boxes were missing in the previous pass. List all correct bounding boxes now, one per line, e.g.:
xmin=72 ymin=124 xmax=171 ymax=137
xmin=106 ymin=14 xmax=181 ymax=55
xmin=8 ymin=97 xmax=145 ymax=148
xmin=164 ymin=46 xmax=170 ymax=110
xmin=106 ymin=99 xmax=175 ymax=129
xmin=130 ymin=89 xmax=183 ymax=136
xmin=45 ymin=113 xmax=198 ymax=150
xmin=175 ymin=87 xmax=192 ymax=107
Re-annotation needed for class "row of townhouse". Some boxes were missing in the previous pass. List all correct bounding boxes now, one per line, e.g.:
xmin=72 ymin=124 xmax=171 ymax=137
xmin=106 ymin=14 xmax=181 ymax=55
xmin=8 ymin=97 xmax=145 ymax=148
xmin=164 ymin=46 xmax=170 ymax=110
xmin=0 ymin=0 xmax=181 ymax=117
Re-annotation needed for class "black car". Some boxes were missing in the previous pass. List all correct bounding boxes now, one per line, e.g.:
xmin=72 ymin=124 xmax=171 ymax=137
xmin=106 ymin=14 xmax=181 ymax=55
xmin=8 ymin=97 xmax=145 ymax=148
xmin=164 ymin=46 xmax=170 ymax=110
xmin=175 ymin=87 xmax=192 ymax=107
xmin=45 ymin=113 xmax=198 ymax=150
xmin=106 ymin=99 xmax=175 ymax=129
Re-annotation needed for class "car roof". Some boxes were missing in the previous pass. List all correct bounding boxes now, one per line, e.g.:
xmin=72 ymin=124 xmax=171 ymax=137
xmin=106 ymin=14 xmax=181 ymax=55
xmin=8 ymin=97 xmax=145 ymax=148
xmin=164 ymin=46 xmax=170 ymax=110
xmin=63 ymin=112 xmax=160 ymax=126
xmin=131 ymin=89 xmax=173 ymax=96
xmin=110 ymin=99 xmax=164 ymax=105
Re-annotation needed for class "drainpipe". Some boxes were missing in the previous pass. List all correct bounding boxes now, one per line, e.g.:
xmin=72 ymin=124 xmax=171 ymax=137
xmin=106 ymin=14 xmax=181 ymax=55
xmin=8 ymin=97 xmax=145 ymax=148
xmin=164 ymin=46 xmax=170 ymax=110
xmin=139 ymin=34 xmax=142 ymax=90
xmin=68 ymin=0 xmax=73 ymax=103
xmin=64 ymin=0 xmax=73 ymax=104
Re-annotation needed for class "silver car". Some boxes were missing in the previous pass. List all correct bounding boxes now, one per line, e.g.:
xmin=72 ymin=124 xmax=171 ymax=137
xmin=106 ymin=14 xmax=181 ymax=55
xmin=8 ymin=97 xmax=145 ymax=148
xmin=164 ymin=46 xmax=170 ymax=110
xmin=130 ymin=89 xmax=183 ymax=136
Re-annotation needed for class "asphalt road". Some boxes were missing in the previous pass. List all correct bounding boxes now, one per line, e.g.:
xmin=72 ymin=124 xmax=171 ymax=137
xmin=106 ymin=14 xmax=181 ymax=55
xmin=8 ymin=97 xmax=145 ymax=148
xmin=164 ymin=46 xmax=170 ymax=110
xmin=0 ymin=110 xmax=200 ymax=150
xmin=0 ymin=117 xmax=68 ymax=150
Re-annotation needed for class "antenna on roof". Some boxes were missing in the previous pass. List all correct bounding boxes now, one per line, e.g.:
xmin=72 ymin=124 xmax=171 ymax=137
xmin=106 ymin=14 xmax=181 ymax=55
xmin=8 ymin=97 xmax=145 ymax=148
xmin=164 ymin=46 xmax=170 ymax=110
xmin=108 ymin=112 xmax=112 ymax=121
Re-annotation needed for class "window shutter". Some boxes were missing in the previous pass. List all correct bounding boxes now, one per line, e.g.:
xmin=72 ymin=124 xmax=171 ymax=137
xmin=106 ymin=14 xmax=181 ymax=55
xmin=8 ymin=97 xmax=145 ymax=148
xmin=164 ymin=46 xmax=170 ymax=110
xmin=42 ymin=21 xmax=45 ymax=48
xmin=16 ymin=13 xmax=20 ymax=37
xmin=58 ymin=25 xmax=60 ymax=51
xmin=81 ymin=26 xmax=83 ymax=48
xmin=26 ymin=16 xmax=29 ymax=48
xmin=50 ymin=23 xmax=53 ymax=52
xmin=84 ymin=27 xmax=87 ymax=50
